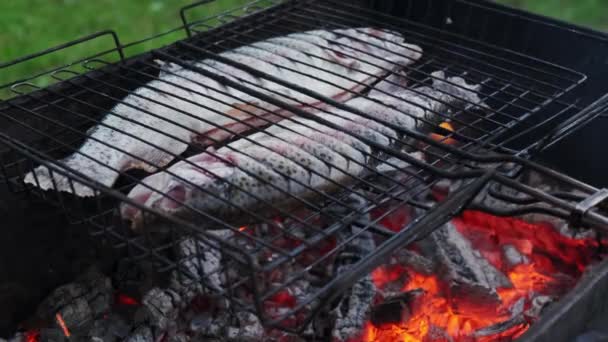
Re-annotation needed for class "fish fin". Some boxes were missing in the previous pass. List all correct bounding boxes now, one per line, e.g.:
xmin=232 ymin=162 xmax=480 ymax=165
xmin=369 ymin=71 xmax=410 ymax=97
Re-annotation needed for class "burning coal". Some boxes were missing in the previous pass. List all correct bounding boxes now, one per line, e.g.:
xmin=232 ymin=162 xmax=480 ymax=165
xmin=362 ymin=210 xmax=604 ymax=342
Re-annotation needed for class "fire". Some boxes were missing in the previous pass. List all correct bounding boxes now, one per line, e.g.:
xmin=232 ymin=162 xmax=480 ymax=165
xmin=362 ymin=210 xmax=602 ymax=341
xmin=55 ymin=313 xmax=71 ymax=338
xmin=115 ymin=293 xmax=140 ymax=306
xmin=25 ymin=330 xmax=40 ymax=342
xmin=429 ymin=121 xmax=457 ymax=145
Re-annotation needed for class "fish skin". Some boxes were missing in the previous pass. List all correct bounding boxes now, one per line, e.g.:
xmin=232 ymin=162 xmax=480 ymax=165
xmin=122 ymin=72 xmax=486 ymax=230
xmin=24 ymin=28 xmax=422 ymax=197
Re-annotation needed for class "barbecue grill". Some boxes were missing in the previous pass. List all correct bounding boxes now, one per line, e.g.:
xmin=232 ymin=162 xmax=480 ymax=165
xmin=2 ymin=0 xmax=608 ymax=339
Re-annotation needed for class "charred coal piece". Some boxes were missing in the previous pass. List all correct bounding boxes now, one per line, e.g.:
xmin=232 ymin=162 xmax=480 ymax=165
xmin=393 ymin=248 xmax=436 ymax=275
xmin=331 ymin=195 xmax=377 ymax=342
xmin=370 ymin=290 xmax=424 ymax=326
xmin=420 ymin=222 xmax=512 ymax=312
xmin=31 ymin=267 xmax=112 ymax=333
xmin=137 ymin=287 xmax=181 ymax=331
xmin=123 ymin=325 xmax=153 ymax=342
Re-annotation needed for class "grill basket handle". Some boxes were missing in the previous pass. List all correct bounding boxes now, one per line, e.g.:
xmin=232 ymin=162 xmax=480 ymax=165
xmin=180 ymin=0 xmax=277 ymax=37
xmin=0 ymin=30 xmax=124 ymax=70
xmin=532 ymin=92 xmax=608 ymax=153
xmin=0 ymin=30 xmax=124 ymax=94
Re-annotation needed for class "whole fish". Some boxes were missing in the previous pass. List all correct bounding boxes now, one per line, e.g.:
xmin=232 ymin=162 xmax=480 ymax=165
xmin=122 ymin=72 xmax=486 ymax=229
xmin=24 ymin=28 xmax=422 ymax=197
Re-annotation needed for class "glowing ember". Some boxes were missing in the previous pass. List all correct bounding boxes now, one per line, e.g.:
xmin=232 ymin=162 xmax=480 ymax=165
xmin=362 ymin=210 xmax=603 ymax=342
xmin=115 ymin=293 xmax=140 ymax=306
xmin=239 ymin=226 xmax=248 ymax=232
xmin=55 ymin=312 xmax=71 ymax=338
xmin=25 ymin=330 xmax=40 ymax=342
xmin=429 ymin=121 xmax=457 ymax=145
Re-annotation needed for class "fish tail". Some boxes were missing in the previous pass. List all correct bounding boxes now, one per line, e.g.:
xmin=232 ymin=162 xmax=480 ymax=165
xmin=23 ymin=154 xmax=120 ymax=197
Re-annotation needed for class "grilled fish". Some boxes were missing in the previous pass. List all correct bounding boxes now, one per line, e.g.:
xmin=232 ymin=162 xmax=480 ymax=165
xmin=24 ymin=28 xmax=422 ymax=197
xmin=122 ymin=72 xmax=486 ymax=229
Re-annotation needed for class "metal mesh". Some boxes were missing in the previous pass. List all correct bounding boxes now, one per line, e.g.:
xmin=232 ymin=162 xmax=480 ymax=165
xmin=0 ymin=0 xmax=606 ymax=333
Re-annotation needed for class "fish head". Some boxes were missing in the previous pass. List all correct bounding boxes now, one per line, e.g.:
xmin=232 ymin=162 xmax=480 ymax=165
xmin=328 ymin=28 xmax=423 ymax=70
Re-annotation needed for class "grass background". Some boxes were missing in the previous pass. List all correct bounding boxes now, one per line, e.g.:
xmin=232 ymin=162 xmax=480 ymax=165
xmin=1 ymin=0 xmax=606 ymax=97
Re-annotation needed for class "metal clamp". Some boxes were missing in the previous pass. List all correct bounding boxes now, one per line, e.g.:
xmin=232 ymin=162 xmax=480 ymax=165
xmin=570 ymin=188 xmax=608 ymax=228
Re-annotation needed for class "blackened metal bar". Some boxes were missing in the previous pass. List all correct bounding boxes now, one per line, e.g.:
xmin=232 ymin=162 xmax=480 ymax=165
xmin=270 ymin=171 xmax=493 ymax=329
xmin=157 ymin=48 xmax=486 ymax=179
xmin=83 ymin=57 xmax=427 ymax=192
xmin=318 ymin=0 xmax=584 ymax=86
xmin=1 ymin=91 xmax=314 ymax=254
xmin=189 ymin=22 xmax=512 ymax=134
xmin=244 ymin=11 xmax=553 ymax=112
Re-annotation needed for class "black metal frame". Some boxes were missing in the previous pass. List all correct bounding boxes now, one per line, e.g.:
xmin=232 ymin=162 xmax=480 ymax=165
xmin=1 ymin=0 xmax=608 ymax=334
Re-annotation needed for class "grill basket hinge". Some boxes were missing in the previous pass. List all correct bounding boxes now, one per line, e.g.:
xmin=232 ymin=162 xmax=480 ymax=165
xmin=570 ymin=188 xmax=608 ymax=229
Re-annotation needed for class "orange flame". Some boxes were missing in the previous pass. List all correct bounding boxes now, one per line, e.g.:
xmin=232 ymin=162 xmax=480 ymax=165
xmin=239 ymin=226 xmax=247 ymax=232
xmin=362 ymin=210 xmax=601 ymax=341
xmin=430 ymin=121 xmax=457 ymax=145
xmin=55 ymin=312 xmax=71 ymax=338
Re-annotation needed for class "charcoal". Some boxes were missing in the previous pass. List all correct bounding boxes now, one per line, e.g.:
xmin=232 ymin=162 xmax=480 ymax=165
xmin=139 ymin=288 xmax=181 ymax=331
xmin=394 ymin=248 xmax=436 ymax=275
xmin=424 ymin=325 xmax=454 ymax=342
xmin=33 ymin=267 xmax=112 ymax=330
xmin=525 ymin=295 xmax=554 ymax=319
xmin=503 ymin=244 xmax=529 ymax=267
xmin=123 ymin=325 xmax=153 ymax=342
xmin=225 ymin=312 xmax=264 ymax=341
xmin=191 ymin=311 xmax=231 ymax=337
xmin=332 ymin=273 xmax=375 ymax=341
xmin=370 ymin=290 xmax=424 ymax=326
xmin=420 ymin=222 xmax=512 ymax=310
xmin=87 ymin=312 xmax=131 ymax=341
xmin=473 ymin=314 xmax=526 ymax=337
xmin=167 ymin=332 xmax=189 ymax=342
xmin=473 ymin=298 xmax=526 ymax=338
xmin=56 ymin=296 xmax=92 ymax=331
xmin=39 ymin=328 xmax=66 ymax=342
xmin=371 ymin=299 xmax=410 ymax=326
xmin=331 ymin=200 xmax=377 ymax=342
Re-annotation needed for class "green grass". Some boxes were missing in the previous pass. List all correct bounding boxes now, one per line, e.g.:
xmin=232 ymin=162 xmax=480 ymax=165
xmin=498 ymin=0 xmax=608 ymax=31
xmin=1 ymin=0 xmax=606 ymax=99
xmin=0 ymin=0 xmax=251 ymax=98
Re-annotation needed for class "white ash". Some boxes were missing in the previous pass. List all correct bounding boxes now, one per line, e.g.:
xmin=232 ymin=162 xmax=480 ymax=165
xmin=189 ymin=311 xmax=230 ymax=336
xmin=420 ymin=222 xmax=512 ymax=306
xmin=525 ymin=295 xmax=554 ymax=319
xmin=171 ymin=230 xmax=233 ymax=296
xmin=138 ymin=287 xmax=181 ymax=331
xmin=332 ymin=273 xmax=375 ymax=341
xmin=331 ymin=204 xmax=377 ymax=342
xmin=503 ymin=244 xmax=529 ymax=267
xmin=393 ymin=248 xmax=436 ymax=275
xmin=225 ymin=312 xmax=264 ymax=341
